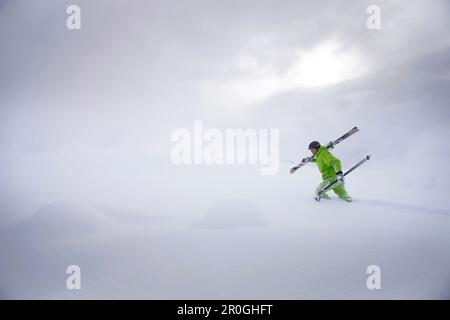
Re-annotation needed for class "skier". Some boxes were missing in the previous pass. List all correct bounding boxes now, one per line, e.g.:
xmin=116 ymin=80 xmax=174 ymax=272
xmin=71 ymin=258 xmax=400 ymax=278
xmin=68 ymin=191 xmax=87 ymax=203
xmin=307 ymin=141 xmax=352 ymax=202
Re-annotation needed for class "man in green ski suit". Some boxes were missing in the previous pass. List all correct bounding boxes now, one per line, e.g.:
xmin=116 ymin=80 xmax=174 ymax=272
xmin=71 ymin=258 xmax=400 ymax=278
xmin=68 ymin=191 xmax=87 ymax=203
xmin=308 ymin=141 xmax=352 ymax=202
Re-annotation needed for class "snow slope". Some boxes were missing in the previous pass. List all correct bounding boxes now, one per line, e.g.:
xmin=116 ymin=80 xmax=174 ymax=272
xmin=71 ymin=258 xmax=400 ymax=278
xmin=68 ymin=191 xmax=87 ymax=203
xmin=0 ymin=149 xmax=449 ymax=299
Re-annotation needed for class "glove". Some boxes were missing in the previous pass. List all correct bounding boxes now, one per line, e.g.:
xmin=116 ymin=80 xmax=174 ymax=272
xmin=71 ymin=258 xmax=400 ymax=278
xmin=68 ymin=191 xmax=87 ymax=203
xmin=336 ymin=171 xmax=345 ymax=182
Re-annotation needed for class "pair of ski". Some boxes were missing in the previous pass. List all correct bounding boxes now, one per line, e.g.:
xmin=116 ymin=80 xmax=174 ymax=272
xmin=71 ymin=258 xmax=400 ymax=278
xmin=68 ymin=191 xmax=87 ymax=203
xmin=290 ymin=127 xmax=360 ymax=174
xmin=289 ymin=126 xmax=371 ymax=201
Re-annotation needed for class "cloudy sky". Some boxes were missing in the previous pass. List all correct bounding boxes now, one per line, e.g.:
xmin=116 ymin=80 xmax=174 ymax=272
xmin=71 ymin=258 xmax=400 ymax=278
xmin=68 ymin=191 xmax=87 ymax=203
xmin=1 ymin=0 xmax=449 ymax=157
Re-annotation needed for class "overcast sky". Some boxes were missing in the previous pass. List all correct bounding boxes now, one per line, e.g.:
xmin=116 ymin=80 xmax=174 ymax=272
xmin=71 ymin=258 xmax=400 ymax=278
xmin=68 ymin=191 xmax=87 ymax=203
xmin=0 ymin=0 xmax=449 ymax=156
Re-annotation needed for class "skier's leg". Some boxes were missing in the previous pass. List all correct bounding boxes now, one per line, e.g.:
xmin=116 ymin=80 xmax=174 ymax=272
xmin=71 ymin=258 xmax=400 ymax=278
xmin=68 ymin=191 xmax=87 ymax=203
xmin=333 ymin=182 xmax=352 ymax=202
xmin=315 ymin=181 xmax=331 ymax=200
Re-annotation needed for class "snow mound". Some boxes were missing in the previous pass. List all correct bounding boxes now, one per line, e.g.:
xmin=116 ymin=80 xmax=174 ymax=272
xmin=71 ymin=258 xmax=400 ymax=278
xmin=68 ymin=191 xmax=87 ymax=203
xmin=195 ymin=198 xmax=265 ymax=229
xmin=26 ymin=201 xmax=112 ymax=239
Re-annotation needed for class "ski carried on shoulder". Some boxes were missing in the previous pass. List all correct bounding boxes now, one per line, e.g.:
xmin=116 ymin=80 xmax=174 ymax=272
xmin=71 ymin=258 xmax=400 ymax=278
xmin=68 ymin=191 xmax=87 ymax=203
xmin=290 ymin=127 xmax=360 ymax=174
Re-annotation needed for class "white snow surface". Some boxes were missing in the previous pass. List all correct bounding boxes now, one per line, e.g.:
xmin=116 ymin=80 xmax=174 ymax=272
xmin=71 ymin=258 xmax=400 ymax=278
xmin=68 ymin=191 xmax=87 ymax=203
xmin=1 ymin=147 xmax=449 ymax=299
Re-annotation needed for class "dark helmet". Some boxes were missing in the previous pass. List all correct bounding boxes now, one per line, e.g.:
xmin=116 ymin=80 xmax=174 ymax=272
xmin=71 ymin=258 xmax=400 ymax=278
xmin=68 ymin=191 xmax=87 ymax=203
xmin=308 ymin=141 xmax=321 ymax=150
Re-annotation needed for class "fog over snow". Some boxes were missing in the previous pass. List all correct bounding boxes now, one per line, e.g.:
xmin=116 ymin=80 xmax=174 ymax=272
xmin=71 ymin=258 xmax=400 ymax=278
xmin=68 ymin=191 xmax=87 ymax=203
xmin=1 ymin=0 xmax=450 ymax=299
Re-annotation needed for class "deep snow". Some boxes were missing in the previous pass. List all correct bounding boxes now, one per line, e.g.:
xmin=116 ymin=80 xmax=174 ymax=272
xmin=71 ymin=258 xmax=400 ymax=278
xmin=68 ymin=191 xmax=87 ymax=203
xmin=1 ymin=148 xmax=449 ymax=299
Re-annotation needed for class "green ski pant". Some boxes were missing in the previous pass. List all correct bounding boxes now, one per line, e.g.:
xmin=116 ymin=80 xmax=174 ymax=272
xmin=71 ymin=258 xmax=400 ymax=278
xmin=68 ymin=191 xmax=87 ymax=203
xmin=315 ymin=179 xmax=352 ymax=202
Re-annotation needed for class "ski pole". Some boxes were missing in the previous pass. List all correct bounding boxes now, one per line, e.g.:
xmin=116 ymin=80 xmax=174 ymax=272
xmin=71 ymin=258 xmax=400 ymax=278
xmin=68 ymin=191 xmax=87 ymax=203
xmin=319 ymin=155 xmax=371 ymax=195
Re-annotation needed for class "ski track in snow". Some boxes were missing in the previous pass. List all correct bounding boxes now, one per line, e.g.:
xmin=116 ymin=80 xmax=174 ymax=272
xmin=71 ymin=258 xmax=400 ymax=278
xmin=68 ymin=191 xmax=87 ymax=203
xmin=355 ymin=199 xmax=450 ymax=217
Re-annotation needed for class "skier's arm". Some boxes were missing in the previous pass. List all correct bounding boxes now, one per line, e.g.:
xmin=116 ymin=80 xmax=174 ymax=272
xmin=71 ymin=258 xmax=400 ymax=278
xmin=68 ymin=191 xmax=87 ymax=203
xmin=323 ymin=151 xmax=342 ymax=173
xmin=301 ymin=157 xmax=317 ymax=163
xmin=330 ymin=156 xmax=342 ymax=173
